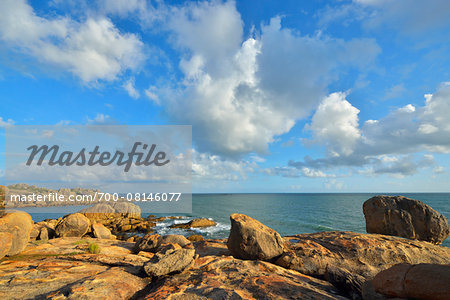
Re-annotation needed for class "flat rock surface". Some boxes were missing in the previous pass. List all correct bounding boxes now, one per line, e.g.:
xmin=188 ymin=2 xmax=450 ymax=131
xmin=141 ymin=255 xmax=348 ymax=300
xmin=0 ymin=237 xmax=150 ymax=299
xmin=276 ymin=231 xmax=450 ymax=297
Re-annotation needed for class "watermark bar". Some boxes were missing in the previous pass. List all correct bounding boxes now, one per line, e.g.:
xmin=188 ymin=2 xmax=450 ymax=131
xmin=4 ymin=125 xmax=192 ymax=214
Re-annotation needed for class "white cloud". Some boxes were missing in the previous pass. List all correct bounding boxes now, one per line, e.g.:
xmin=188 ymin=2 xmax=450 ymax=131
xmin=192 ymin=150 xmax=255 ymax=181
xmin=306 ymin=92 xmax=361 ymax=156
xmin=290 ymin=83 xmax=450 ymax=176
xmin=0 ymin=117 xmax=14 ymax=128
xmin=123 ymin=78 xmax=140 ymax=99
xmin=162 ymin=2 xmax=379 ymax=156
xmin=0 ymin=0 xmax=145 ymax=83
xmin=144 ymin=86 xmax=160 ymax=105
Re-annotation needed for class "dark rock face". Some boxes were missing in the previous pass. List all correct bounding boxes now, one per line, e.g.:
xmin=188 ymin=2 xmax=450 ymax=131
xmin=363 ymin=195 xmax=449 ymax=244
xmin=170 ymin=218 xmax=216 ymax=229
xmin=143 ymin=248 xmax=196 ymax=277
xmin=363 ymin=263 xmax=450 ymax=300
xmin=227 ymin=213 xmax=285 ymax=261
xmin=275 ymin=231 xmax=450 ymax=299
xmin=0 ymin=211 xmax=33 ymax=256
xmin=55 ymin=213 xmax=90 ymax=237
xmin=135 ymin=233 xmax=162 ymax=252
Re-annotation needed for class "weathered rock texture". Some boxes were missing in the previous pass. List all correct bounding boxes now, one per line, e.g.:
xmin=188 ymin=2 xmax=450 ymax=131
xmin=0 ymin=237 xmax=150 ymax=299
xmin=227 ymin=213 xmax=285 ymax=260
xmin=92 ymin=223 xmax=112 ymax=239
xmin=142 ymin=255 xmax=348 ymax=300
xmin=55 ymin=213 xmax=90 ymax=237
xmin=363 ymin=263 xmax=450 ymax=300
xmin=276 ymin=231 xmax=450 ymax=298
xmin=363 ymin=195 xmax=449 ymax=244
xmin=143 ymin=247 xmax=196 ymax=277
xmin=0 ymin=211 xmax=33 ymax=256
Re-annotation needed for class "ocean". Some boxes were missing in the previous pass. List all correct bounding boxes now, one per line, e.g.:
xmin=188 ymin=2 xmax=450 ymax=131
xmin=25 ymin=193 xmax=450 ymax=247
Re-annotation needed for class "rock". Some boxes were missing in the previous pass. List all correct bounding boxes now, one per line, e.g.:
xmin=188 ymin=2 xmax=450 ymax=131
xmin=92 ymin=223 xmax=112 ymax=239
xmin=0 ymin=237 xmax=149 ymax=299
xmin=160 ymin=234 xmax=191 ymax=247
xmin=111 ymin=202 xmax=141 ymax=219
xmin=0 ymin=211 xmax=33 ymax=256
xmin=170 ymin=218 xmax=216 ymax=229
xmin=142 ymin=255 xmax=348 ymax=300
xmin=79 ymin=202 xmax=141 ymax=224
xmin=38 ymin=227 xmax=49 ymax=240
xmin=135 ymin=233 xmax=162 ymax=252
xmin=143 ymin=248 xmax=196 ymax=277
xmin=0 ymin=232 xmax=13 ymax=259
xmin=365 ymin=263 xmax=450 ymax=300
xmin=54 ymin=267 xmax=148 ymax=299
xmin=227 ymin=213 xmax=284 ymax=261
xmin=363 ymin=195 xmax=449 ymax=244
xmin=0 ymin=185 xmax=6 ymax=213
xmin=275 ymin=231 xmax=450 ymax=298
xmin=187 ymin=234 xmax=205 ymax=242
xmin=55 ymin=213 xmax=90 ymax=237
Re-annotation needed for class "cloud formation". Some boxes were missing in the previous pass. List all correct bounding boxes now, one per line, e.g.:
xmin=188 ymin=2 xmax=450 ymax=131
xmin=0 ymin=0 xmax=145 ymax=83
xmin=291 ymin=83 xmax=450 ymax=176
xmin=162 ymin=1 xmax=379 ymax=156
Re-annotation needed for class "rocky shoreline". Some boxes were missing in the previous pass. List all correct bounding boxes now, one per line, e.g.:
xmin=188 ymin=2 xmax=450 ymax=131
xmin=1 ymin=195 xmax=449 ymax=299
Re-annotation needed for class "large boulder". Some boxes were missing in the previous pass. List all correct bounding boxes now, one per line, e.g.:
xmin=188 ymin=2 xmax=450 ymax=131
xmin=160 ymin=234 xmax=191 ymax=247
xmin=135 ymin=233 xmax=162 ymax=252
xmin=55 ymin=213 xmax=90 ymax=237
xmin=0 ymin=211 xmax=33 ymax=256
xmin=227 ymin=213 xmax=285 ymax=261
xmin=92 ymin=223 xmax=112 ymax=239
xmin=79 ymin=202 xmax=141 ymax=226
xmin=0 ymin=232 xmax=13 ymax=259
xmin=275 ymin=231 xmax=450 ymax=299
xmin=363 ymin=195 xmax=449 ymax=244
xmin=143 ymin=247 xmax=195 ymax=277
xmin=363 ymin=263 xmax=450 ymax=300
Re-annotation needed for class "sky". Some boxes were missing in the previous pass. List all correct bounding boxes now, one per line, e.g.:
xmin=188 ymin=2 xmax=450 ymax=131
xmin=0 ymin=0 xmax=450 ymax=193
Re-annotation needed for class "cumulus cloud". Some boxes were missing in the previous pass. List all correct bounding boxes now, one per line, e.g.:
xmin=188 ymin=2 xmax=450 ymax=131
xmin=192 ymin=150 xmax=256 ymax=181
xmin=305 ymin=92 xmax=361 ymax=156
xmin=0 ymin=0 xmax=145 ymax=83
xmin=162 ymin=1 xmax=379 ymax=157
xmin=290 ymin=83 xmax=450 ymax=176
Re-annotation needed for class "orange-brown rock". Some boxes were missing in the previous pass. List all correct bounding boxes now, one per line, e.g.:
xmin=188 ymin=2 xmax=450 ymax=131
xmin=0 ymin=237 xmax=149 ymax=299
xmin=92 ymin=223 xmax=112 ymax=239
xmin=0 ymin=232 xmax=13 ymax=259
xmin=141 ymin=255 xmax=348 ymax=300
xmin=187 ymin=234 xmax=204 ymax=242
xmin=275 ymin=231 xmax=450 ymax=298
xmin=0 ymin=210 xmax=33 ymax=256
xmin=364 ymin=263 xmax=450 ymax=300
xmin=55 ymin=213 xmax=90 ymax=237
xmin=227 ymin=213 xmax=285 ymax=261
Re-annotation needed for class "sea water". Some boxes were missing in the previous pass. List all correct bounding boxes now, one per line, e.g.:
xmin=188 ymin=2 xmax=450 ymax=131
xmin=26 ymin=193 xmax=450 ymax=247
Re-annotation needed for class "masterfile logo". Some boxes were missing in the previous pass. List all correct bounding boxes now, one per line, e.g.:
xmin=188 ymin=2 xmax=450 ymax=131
xmin=4 ymin=125 xmax=192 ymax=214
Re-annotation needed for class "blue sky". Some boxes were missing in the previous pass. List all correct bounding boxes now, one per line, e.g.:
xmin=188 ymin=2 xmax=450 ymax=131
xmin=1 ymin=0 xmax=450 ymax=192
